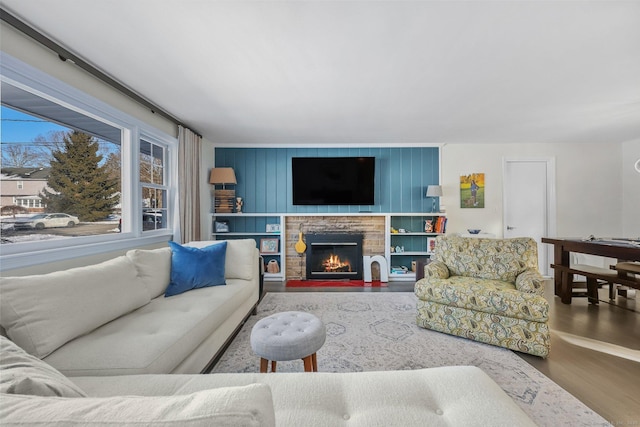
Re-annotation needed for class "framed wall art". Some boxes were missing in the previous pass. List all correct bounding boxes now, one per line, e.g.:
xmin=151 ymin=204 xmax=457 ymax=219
xmin=460 ymin=173 xmax=485 ymax=208
xmin=260 ymin=238 xmax=279 ymax=254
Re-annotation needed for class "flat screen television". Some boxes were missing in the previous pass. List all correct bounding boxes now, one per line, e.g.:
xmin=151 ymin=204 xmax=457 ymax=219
xmin=292 ymin=157 xmax=375 ymax=205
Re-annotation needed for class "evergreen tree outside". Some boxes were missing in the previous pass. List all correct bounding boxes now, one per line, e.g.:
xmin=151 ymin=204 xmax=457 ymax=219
xmin=40 ymin=131 xmax=119 ymax=221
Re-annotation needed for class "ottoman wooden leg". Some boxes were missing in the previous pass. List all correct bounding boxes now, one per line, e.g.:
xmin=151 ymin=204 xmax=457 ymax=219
xmin=312 ymin=353 xmax=318 ymax=372
xmin=260 ymin=358 xmax=268 ymax=373
xmin=271 ymin=361 xmax=277 ymax=373
xmin=302 ymin=355 xmax=313 ymax=372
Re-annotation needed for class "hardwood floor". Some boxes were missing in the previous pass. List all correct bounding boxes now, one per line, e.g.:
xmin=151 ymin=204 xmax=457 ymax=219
xmin=264 ymin=279 xmax=640 ymax=425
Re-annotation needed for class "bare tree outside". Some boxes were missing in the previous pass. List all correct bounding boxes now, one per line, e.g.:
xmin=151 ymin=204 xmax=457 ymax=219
xmin=1 ymin=144 xmax=42 ymax=168
xmin=2 ymin=130 xmax=68 ymax=168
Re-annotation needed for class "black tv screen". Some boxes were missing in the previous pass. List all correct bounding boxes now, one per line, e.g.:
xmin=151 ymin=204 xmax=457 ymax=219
xmin=292 ymin=157 xmax=375 ymax=205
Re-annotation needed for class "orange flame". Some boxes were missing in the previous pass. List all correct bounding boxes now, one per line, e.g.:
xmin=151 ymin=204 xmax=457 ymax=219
xmin=322 ymin=254 xmax=351 ymax=272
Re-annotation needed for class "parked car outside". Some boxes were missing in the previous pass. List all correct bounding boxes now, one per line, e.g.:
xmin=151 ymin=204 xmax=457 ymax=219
xmin=13 ymin=213 xmax=80 ymax=230
xmin=142 ymin=211 xmax=164 ymax=231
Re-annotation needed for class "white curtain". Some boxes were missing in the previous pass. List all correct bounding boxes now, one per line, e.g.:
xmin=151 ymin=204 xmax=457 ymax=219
xmin=177 ymin=125 xmax=201 ymax=243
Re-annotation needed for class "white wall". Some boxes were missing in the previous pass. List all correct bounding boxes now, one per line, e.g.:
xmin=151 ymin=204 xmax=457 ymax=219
xmin=200 ymin=138 xmax=215 ymax=239
xmin=441 ymin=142 xmax=628 ymax=238
xmin=0 ymin=24 xmax=176 ymax=138
xmin=622 ymin=139 xmax=640 ymax=237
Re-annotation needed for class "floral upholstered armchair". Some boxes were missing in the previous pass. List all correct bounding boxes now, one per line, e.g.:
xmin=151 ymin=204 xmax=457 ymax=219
xmin=415 ymin=235 xmax=550 ymax=357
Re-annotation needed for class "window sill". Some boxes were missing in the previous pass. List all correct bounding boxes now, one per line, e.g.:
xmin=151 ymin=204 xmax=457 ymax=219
xmin=0 ymin=232 xmax=172 ymax=273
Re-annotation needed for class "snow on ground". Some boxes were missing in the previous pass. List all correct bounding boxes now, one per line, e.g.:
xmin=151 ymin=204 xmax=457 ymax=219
xmin=2 ymin=233 xmax=71 ymax=243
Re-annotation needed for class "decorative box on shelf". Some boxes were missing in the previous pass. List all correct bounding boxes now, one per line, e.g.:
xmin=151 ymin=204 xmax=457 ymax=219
xmin=390 ymin=266 xmax=409 ymax=274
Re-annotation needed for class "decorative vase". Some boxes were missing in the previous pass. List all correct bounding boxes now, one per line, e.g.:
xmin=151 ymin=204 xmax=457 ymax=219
xmin=267 ymin=259 xmax=279 ymax=273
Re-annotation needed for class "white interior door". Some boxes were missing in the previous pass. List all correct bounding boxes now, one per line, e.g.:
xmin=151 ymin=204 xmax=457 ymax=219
xmin=503 ymin=159 xmax=555 ymax=276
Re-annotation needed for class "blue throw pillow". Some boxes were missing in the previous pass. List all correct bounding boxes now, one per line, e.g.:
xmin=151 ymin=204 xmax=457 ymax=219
xmin=165 ymin=241 xmax=227 ymax=297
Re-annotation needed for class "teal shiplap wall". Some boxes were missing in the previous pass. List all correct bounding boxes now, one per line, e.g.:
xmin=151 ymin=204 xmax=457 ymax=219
xmin=214 ymin=147 xmax=439 ymax=213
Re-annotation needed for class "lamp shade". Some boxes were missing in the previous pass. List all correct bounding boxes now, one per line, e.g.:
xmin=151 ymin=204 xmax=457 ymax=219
xmin=426 ymin=185 xmax=443 ymax=197
xmin=209 ymin=168 xmax=237 ymax=185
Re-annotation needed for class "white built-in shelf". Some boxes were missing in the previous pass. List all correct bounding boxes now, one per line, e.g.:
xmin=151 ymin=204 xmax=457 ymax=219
xmin=391 ymin=232 xmax=440 ymax=236
xmin=212 ymin=213 xmax=282 ymax=217
xmin=213 ymin=232 xmax=281 ymax=237
xmin=389 ymin=272 xmax=416 ymax=281
xmin=391 ymin=251 xmax=432 ymax=256
xmin=209 ymin=212 xmax=447 ymax=282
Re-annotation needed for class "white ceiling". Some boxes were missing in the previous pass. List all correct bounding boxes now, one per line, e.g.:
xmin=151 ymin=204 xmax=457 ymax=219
xmin=2 ymin=0 xmax=640 ymax=146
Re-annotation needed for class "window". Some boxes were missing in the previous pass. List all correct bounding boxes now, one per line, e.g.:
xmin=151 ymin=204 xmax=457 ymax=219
xmin=140 ymin=138 xmax=169 ymax=231
xmin=0 ymin=53 xmax=176 ymax=270
xmin=1 ymin=101 xmax=123 ymax=241
xmin=15 ymin=197 xmax=43 ymax=209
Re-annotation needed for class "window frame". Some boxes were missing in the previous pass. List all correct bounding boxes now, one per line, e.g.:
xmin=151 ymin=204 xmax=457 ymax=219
xmin=139 ymin=135 xmax=171 ymax=233
xmin=0 ymin=53 xmax=177 ymax=271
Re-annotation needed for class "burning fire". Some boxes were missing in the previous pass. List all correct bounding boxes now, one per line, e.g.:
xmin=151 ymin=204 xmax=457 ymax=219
xmin=322 ymin=254 xmax=351 ymax=272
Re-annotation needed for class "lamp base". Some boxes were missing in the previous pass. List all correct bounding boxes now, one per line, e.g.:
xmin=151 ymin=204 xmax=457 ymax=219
xmin=215 ymin=189 xmax=235 ymax=213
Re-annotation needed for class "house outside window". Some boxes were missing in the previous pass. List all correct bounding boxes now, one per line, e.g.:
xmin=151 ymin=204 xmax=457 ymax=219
xmin=15 ymin=197 xmax=43 ymax=209
xmin=16 ymin=181 xmax=23 ymax=189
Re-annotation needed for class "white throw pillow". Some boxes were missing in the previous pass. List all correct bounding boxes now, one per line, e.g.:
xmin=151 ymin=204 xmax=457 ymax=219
xmin=185 ymin=239 xmax=256 ymax=281
xmin=0 ymin=336 xmax=87 ymax=398
xmin=0 ymin=384 xmax=275 ymax=427
xmin=126 ymin=247 xmax=172 ymax=298
xmin=0 ymin=256 xmax=150 ymax=358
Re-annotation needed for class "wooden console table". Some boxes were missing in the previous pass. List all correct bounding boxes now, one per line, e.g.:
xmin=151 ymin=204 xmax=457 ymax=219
xmin=541 ymin=237 xmax=640 ymax=304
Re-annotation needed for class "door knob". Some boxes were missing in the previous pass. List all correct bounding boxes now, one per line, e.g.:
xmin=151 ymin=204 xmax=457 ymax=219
xmin=507 ymin=226 xmax=515 ymax=230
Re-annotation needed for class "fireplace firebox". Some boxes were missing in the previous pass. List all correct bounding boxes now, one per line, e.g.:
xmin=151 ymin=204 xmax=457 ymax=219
xmin=306 ymin=233 xmax=363 ymax=280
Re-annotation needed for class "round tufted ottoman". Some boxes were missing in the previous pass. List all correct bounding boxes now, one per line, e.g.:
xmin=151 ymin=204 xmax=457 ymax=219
xmin=250 ymin=311 xmax=326 ymax=373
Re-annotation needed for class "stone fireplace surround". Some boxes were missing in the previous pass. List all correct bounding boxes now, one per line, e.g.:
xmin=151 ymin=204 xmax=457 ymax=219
xmin=285 ymin=216 xmax=386 ymax=280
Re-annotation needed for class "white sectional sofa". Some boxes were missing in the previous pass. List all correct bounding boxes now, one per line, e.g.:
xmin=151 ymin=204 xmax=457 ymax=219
xmin=0 ymin=239 xmax=260 ymax=376
xmin=0 ymin=334 xmax=535 ymax=426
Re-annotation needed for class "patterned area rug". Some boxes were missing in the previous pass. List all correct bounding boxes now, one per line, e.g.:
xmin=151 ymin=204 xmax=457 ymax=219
xmin=211 ymin=292 xmax=608 ymax=427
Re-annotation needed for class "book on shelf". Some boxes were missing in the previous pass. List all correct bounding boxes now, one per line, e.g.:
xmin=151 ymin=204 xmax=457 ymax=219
xmin=434 ymin=216 xmax=448 ymax=233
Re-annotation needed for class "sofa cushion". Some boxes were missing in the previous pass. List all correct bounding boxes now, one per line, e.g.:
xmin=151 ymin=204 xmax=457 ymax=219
xmin=165 ymin=241 xmax=227 ymax=297
xmin=43 ymin=278 xmax=256 ymax=376
xmin=434 ymin=235 xmax=539 ymax=283
xmin=0 ymin=336 xmax=87 ymax=398
xmin=0 ymin=383 xmax=275 ymax=427
xmin=126 ymin=247 xmax=172 ymax=299
xmin=0 ymin=256 xmax=150 ymax=359
xmin=186 ymin=239 xmax=256 ymax=281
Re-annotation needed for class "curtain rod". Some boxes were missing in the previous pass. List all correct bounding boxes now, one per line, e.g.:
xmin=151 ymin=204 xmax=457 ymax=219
xmin=0 ymin=8 xmax=202 ymax=138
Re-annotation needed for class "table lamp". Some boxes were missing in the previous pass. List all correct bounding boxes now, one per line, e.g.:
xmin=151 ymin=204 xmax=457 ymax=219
xmin=210 ymin=167 xmax=237 ymax=213
xmin=426 ymin=185 xmax=443 ymax=213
